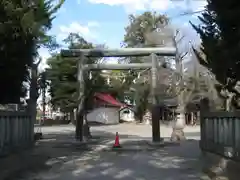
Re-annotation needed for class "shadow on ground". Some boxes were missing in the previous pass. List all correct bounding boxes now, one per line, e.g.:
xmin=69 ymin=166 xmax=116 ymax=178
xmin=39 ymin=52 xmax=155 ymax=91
xmin=4 ymin=124 xmax=237 ymax=180
xmin=0 ymin=128 xmax=213 ymax=180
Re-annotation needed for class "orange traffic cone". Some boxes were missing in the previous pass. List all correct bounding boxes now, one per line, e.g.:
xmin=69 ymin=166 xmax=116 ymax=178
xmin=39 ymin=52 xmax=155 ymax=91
xmin=113 ymin=132 xmax=121 ymax=148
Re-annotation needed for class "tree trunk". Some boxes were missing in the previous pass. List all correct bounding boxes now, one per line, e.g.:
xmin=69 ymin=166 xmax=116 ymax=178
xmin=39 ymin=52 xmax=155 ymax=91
xmin=137 ymin=111 xmax=144 ymax=123
xmin=70 ymin=110 xmax=74 ymax=124
xmin=42 ymin=88 xmax=46 ymax=121
xmin=76 ymin=93 xmax=92 ymax=141
xmin=29 ymin=64 xmax=39 ymax=141
xmin=76 ymin=97 xmax=85 ymax=141
xmin=139 ymin=115 xmax=143 ymax=123
xmin=136 ymin=108 xmax=145 ymax=123
xmin=83 ymin=116 xmax=92 ymax=140
xmin=76 ymin=111 xmax=83 ymax=141
xmin=170 ymin=107 xmax=186 ymax=141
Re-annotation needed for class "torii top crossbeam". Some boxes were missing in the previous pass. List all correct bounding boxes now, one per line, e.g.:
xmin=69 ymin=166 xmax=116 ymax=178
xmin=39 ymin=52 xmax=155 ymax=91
xmin=61 ymin=47 xmax=176 ymax=57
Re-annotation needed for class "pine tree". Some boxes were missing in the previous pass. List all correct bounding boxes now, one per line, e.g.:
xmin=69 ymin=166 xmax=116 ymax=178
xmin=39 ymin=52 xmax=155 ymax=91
xmin=46 ymin=33 xmax=108 ymax=113
xmin=0 ymin=0 xmax=64 ymax=103
xmin=191 ymin=0 xmax=240 ymax=109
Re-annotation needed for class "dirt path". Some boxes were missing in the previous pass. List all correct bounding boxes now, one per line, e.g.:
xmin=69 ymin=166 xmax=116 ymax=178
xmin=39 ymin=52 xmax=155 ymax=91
xmin=1 ymin=124 xmax=209 ymax=180
xmin=20 ymin=139 xmax=209 ymax=180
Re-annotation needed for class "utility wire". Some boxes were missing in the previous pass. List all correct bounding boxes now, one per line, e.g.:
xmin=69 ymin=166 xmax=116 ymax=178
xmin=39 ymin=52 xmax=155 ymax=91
xmin=170 ymin=10 xmax=205 ymax=20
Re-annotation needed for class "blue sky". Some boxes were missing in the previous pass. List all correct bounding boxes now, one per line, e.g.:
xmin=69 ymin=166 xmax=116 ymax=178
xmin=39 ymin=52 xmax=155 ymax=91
xmin=38 ymin=0 xmax=207 ymax=70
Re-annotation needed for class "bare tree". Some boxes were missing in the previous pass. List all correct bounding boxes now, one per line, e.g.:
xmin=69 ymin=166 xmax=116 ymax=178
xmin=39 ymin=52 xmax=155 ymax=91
xmin=171 ymin=41 xmax=222 ymax=141
xmin=146 ymin=25 xmax=215 ymax=141
xmin=167 ymin=28 xmax=189 ymax=141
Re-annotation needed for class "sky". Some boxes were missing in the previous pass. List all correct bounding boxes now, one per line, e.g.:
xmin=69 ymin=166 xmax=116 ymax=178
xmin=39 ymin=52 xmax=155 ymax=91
xmin=38 ymin=0 xmax=207 ymax=70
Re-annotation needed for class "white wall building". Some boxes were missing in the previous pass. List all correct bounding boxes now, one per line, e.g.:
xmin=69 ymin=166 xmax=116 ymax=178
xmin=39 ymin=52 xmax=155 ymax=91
xmin=87 ymin=93 xmax=135 ymax=125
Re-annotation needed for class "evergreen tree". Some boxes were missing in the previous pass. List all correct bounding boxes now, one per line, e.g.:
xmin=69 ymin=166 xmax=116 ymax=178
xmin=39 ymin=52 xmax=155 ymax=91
xmin=46 ymin=33 xmax=108 ymax=113
xmin=0 ymin=0 xmax=64 ymax=103
xmin=191 ymin=0 xmax=240 ymax=109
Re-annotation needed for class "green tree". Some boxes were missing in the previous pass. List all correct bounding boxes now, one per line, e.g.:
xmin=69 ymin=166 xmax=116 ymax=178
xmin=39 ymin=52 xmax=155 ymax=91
xmin=106 ymin=70 xmax=137 ymax=102
xmin=47 ymin=53 xmax=78 ymax=112
xmin=191 ymin=0 xmax=240 ymax=111
xmin=46 ymin=33 xmax=109 ymax=137
xmin=0 ymin=0 xmax=64 ymax=103
xmin=123 ymin=11 xmax=169 ymax=47
xmin=122 ymin=11 xmax=169 ymax=122
xmin=47 ymin=33 xmax=108 ymax=112
xmin=47 ymin=33 xmax=111 ymax=138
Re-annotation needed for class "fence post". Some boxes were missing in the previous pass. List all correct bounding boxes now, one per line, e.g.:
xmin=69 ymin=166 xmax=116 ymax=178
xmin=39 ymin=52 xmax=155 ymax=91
xmin=199 ymin=98 xmax=210 ymax=153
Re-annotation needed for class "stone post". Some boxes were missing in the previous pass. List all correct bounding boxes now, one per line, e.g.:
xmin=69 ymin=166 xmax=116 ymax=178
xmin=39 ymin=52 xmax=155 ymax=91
xmin=151 ymin=53 xmax=161 ymax=142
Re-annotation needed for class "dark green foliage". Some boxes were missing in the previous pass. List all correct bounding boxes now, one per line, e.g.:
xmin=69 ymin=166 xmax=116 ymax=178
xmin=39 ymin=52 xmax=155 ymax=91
xmin=46 ymin=33 xmax=108 ymax=112
xmin=47 ymin=52 xmax=78 ymax=111
xmin=191 ymin=0 xmax=240 ymax=96
xmin=0 ymin=0 xmax=64 ymax=103
xmin=134 ymin=82 xmax=150 ymax=121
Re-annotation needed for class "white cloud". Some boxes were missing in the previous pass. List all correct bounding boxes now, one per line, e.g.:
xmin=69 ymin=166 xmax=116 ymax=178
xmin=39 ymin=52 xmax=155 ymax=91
xmin=149 ymin=0 xmax=171 ymax=10
xmin=88 ymin=0 xmax=167 ymax=12
xmin=193 ymin=1 xmax=207 ymax=11
xmin=88 ymin=0 xmax=147 ymax=7
xmin=57 ymin=21 xmax=100 ymax=41
xmin=87 ymin=0 xmax=207 ymax=13
xmin=38 ymin=21 xmax=101 ymax=72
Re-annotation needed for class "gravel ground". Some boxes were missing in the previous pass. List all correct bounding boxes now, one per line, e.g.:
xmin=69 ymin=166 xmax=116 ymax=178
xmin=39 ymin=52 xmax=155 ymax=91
xmin=1 ymin=124 xmax=211 ymax=180
xmin=24 ymin=141 xmax=208 ymax=180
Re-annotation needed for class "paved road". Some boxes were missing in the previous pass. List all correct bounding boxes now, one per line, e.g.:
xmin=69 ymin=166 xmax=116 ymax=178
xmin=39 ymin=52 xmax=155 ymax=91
xmin=19 ymin=124 xmax=207 ymax=180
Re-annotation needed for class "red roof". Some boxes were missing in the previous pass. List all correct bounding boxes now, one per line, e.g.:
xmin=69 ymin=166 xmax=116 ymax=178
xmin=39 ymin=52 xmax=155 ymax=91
xmin=94 ymin=93 xmax=126 ymax=107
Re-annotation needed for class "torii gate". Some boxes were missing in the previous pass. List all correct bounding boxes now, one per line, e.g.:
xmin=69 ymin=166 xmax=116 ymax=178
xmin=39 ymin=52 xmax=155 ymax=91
xmin=61 ymin=47 xmax=176 ymax=142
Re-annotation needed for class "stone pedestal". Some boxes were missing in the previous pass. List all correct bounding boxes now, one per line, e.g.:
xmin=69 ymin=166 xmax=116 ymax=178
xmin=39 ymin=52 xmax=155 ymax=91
xmin=170 ymin=128 xmax=186 ymax=141
xmin=171 ymin=113 xmax=186 ymax=141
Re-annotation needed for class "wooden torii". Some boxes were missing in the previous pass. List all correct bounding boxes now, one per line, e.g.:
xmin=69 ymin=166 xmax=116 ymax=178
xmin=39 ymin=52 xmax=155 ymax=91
xmin=61 ymin=47 xmax=176 ymax=142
